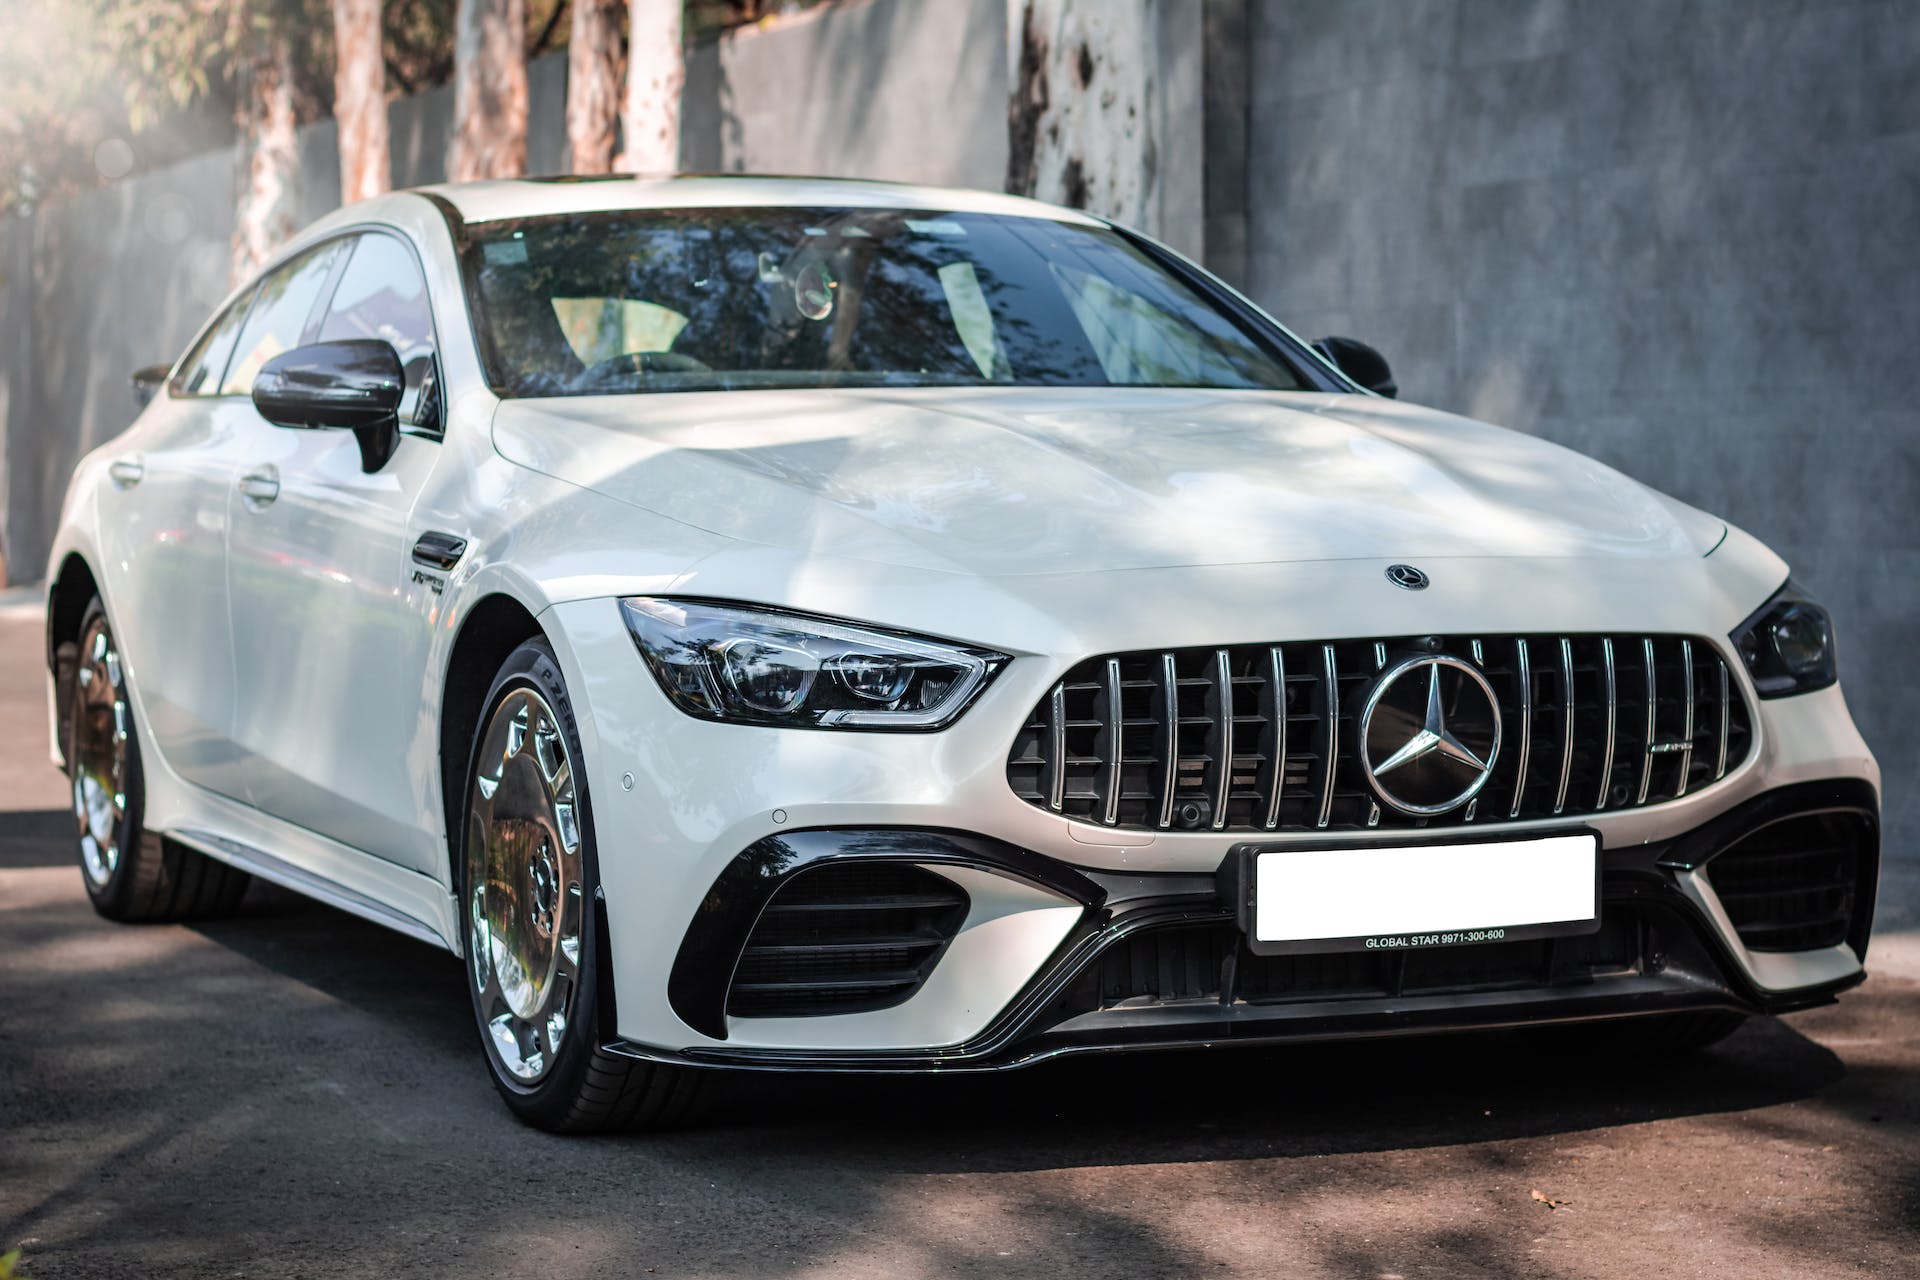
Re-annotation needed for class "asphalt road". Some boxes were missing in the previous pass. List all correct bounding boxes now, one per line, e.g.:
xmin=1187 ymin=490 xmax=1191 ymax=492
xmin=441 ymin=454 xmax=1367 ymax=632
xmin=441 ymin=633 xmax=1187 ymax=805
xmin=3 ymin=595 xmax=1918 ymax=1279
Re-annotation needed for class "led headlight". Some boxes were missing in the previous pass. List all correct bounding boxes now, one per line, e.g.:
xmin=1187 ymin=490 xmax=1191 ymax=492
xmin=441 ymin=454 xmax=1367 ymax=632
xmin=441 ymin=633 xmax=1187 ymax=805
xmin=1731 ymin=580 xmax=1837 ymax=698
xmin=621 ymin=598 xmax=1008 ymax=730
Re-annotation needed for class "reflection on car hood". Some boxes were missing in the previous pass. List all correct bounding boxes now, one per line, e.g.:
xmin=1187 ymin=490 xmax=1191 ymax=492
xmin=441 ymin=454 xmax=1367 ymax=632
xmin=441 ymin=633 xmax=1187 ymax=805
xmin=490 ymin=387 xmax=1723 ymax=577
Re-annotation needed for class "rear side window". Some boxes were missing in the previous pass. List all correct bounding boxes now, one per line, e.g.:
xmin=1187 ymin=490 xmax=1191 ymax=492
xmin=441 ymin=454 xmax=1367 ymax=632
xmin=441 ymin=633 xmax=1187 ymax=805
xmin=169 ymin=291 xmax=253 ymax=397
xmin=220 ymin=241 xmax=347 ymax=396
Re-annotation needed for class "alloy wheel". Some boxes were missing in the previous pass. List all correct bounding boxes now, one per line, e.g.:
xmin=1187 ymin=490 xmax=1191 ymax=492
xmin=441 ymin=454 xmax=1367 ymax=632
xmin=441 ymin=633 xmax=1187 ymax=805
xmin=71 ymin=616 xmax=129 ymax=889
xmin=465 ymin=686 xmax=585 ymax=1085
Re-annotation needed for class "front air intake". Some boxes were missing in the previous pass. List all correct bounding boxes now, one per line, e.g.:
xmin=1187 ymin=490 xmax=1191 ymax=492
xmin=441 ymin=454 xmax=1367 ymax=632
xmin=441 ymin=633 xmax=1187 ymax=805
xmin=726 ymin=863 xmax=970 ymax=1018
xmin=1707 ymin=812 xmax=1871 ymax=952
xmin=1006 ymin=633 xmax=1753 ymax=834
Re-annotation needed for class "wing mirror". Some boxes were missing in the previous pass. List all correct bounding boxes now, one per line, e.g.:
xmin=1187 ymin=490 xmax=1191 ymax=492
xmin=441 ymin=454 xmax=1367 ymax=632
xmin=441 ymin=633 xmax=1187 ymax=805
xmin=131 ymin=364 xmax=171 ymax=409
xmin=252 ymin=339 xmax=405 ymax=472
xmin=1312 ymin=336 xmax=1398 ymax=399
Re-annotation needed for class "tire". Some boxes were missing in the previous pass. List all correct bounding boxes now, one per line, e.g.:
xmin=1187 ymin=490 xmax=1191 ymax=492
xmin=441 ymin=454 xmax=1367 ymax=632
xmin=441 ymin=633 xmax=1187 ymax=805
xmin=68 ymin=596 xmax=251 ymax=922
xmin=458 ymin=637 xmax=706 ymax=1132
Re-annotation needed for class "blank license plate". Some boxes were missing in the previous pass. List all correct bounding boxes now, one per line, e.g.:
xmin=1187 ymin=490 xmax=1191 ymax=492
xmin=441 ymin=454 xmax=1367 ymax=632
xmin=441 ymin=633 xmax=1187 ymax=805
xmin=1247 ymin=833 xmax=1600 ymax=956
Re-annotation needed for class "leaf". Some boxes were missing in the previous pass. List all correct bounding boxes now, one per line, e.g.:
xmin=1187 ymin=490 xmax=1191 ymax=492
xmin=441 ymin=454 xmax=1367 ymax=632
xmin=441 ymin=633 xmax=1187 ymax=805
xmin=1530 ymin=1188 xmax=1570 ymax=1211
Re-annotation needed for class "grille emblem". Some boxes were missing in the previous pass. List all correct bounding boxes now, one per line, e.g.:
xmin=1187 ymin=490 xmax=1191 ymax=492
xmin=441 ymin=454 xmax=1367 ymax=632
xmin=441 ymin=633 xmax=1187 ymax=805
xmin=1385 ymin=563 xmax=1429 ymax=590
xmin=1359 ymin=655 xmax=1502 ymax=816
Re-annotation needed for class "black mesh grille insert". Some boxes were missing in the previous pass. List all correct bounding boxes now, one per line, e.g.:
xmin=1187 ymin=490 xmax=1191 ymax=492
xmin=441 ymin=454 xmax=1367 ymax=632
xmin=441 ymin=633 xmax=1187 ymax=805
xmin=1007 ymin=633 xmax=1753 ymax=833
xmin=727 ymin=863 xmax=970 ymax=1018
xmin=1707 ymin=813 xmax=1865 ymax=952
xmin=1062 ymin=910 xmax=1649 ymax=1012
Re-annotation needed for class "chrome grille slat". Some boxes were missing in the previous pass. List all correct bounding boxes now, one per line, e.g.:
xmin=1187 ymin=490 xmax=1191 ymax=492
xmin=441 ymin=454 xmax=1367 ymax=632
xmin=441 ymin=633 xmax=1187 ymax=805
xmin=1508 ymin=638 xmax=1532 ymax=819
xmin=1157 ymin=653 xmax=1178 ymax=829
xmin=1010 ymin=631 xmax=1752 ymax=834
xmin=1636 ymin=637 xmax=1658 ymax=806
xmin=1046 ymin=681 xmax=1067 ymax=812
xmin=1262 ymin=646 xmax=1286 ymax=830
xmin=1315 ymin=644 xmax=1338 ymax=830
xmin=1553 ymin=637 xmax=1575 ymax=815
xmin=1675 ymin=639 xmax=1696 ymax=799
xmin=1210 ymin=649 xmax=1234 ymax=831
xmin=1595 ymin=637 xmax=1618 ymax=811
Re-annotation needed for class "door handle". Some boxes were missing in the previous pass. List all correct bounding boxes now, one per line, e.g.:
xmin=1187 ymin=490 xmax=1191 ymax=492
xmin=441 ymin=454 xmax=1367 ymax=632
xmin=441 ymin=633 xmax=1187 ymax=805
xmin=108 ymin=457 xmax=144 ymax=488
xmin=237 ymin=467 xmax=280 ymax=508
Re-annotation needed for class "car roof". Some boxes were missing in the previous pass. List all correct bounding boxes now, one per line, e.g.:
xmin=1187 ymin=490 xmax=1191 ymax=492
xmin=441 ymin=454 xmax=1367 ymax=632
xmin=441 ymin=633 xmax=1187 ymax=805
xmin=411 ymin=173 xmax=1108 ymax=227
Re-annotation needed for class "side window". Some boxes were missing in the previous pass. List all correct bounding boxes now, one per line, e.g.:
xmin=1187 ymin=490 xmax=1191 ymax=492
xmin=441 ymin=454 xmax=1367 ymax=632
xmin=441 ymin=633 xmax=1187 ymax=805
xmin=1051 ymin=262 xmax=1260 ymax=388
xmin=318 ymin=233 xmax=440 ymax=427
xmin=169 ymin=290 xmax=254 ymax=397
xmin=220 ymin=241 xmax=347 ymax=396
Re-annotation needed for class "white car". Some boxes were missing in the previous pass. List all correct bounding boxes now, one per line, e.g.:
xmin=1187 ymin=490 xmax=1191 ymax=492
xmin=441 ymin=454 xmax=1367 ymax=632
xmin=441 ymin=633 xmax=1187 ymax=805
xmin=47 ymin=177 xmax=1880 ymax=1131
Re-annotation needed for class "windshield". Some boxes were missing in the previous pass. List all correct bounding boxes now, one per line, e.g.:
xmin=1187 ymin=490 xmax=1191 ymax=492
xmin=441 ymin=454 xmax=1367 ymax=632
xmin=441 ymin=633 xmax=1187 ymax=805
xmin=462 ymin=207 xmax=1306 ymax=396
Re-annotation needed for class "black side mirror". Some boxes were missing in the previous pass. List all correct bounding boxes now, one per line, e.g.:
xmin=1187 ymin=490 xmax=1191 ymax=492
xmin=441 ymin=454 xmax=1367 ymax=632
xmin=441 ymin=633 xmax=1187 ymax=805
xmin=252 ymin=339 xmax=406 ymax=472
xmin=131 ymin=364 xmax=171 ymax=409
xmin=1313 ymin=336 xmax=1398 ymax=399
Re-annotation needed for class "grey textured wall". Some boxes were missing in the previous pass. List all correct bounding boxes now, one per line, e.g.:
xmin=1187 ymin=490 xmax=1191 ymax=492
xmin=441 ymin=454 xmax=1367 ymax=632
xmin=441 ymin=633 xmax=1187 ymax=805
xmin=1225 ymin=0 xmax=1920 ymax=864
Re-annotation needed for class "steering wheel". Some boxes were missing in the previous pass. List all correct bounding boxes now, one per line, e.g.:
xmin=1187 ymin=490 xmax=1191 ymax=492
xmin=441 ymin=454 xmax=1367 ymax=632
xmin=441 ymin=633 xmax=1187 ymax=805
xmin=570 ymin=350 xmax=713 ymax=391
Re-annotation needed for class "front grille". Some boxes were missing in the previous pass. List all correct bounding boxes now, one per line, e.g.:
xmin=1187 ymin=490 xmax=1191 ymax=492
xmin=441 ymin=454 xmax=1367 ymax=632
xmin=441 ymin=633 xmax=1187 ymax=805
xmin=1707 ymin=813 xmax=1865 ymax=952
xmin=1006 ymin=634 xmax=1752 ymax=833
xmin=727 ymin=863 xmax=970 ymax=1018
xmin=1062 ymin=909 xmax=1649 ymax=1012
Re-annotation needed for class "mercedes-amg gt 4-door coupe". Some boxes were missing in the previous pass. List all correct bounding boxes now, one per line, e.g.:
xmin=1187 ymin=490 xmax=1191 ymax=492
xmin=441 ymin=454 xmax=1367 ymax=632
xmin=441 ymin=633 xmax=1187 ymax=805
xmin=47 ymin=177 xmax=1879 ymax=1130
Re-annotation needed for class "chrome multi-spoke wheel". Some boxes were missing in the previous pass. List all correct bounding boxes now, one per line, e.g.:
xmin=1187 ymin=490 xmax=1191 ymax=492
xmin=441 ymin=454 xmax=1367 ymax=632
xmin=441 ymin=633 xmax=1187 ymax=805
xmin=466 ymin=685 xmax=585 ymax=1085
xmin=65 ymin=595 xmax=250 ymax=922
xmin=459 ymin=640 xmax=704 ymax=1131
xmin=72 ymin=614 xmax=130 ymax=889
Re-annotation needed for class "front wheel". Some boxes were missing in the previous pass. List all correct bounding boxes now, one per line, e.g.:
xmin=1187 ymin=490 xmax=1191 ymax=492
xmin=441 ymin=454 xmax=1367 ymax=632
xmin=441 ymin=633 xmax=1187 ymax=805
xmin=459 ymin=637 xmax=705 ymax=1132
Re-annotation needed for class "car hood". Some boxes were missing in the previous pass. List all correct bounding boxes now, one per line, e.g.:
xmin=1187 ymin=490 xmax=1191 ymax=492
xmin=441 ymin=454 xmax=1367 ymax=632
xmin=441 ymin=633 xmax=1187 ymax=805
xmin=490 ymin=387 xmax=1723 ymax=577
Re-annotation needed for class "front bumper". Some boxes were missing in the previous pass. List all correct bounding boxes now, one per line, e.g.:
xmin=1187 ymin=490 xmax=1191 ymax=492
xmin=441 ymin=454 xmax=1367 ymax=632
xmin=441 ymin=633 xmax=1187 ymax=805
xmin=539 ymin=593 xmax=1881 ymax=1069
xmin=615 ymin=778 xmax=1876 ymax=1074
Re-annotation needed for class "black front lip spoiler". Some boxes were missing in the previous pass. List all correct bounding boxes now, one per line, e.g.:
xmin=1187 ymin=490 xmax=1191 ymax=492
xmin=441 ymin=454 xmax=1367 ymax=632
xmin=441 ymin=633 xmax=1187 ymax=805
xmin=628 ymin=781 xmax=1875 ymax=1075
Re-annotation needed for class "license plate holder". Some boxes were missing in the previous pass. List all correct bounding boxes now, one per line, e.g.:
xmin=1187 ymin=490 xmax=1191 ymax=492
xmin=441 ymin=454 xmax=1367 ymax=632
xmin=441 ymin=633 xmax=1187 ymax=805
xmin=1231 ymin=830 xmax=1602 ymax=957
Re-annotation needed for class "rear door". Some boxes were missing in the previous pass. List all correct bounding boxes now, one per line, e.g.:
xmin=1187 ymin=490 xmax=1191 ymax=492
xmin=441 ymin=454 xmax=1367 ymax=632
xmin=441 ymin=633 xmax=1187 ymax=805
xmin=224 ymin=229 xmax=451 ymax=873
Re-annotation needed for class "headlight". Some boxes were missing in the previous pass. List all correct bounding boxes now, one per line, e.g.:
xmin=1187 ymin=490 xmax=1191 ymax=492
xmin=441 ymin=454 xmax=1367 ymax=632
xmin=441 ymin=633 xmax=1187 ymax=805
xmin=621 ymin=597 xmax=1008 ymax=730
xmin=1731 ymin=580 xmax=1837 ymax=698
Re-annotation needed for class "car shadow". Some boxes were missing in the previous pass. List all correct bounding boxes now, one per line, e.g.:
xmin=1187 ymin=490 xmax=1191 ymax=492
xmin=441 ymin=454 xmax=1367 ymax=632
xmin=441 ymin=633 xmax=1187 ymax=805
xmin=0 ymin=809 xmax=77 ymax=867
xmin=186 ymin=890 xmax=1857 ymax=1174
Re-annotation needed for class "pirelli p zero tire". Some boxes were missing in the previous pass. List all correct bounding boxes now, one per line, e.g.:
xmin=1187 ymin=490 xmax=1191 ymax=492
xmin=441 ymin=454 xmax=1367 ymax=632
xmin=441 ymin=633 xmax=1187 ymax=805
xmin=458 ymin=637 xmax=706 ymax=1132
xmin=68 ymin=597 xmax=251 ymax=922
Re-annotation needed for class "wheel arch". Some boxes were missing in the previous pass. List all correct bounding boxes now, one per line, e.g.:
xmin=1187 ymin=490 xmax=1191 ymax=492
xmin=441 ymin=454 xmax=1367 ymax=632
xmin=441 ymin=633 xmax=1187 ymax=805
xmin=438 ymin=591 xmax=549 ymax=883
xmin=46 ymin=552 xmax=103 ymax=770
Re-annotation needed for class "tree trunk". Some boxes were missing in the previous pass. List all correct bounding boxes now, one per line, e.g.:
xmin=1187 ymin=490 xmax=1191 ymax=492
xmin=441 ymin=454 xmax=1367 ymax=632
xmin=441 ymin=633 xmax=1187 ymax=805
xmin=450 ymin=0 xmax=530 ymax=181
xmin=567 ymin=0 xmax=624 ymax=173
xmin=333 ymin=0 xmax=391 ymax=203
xmin=232 ymin=36 xmax=300 ymax=284
xmin=619 ymin=0 xmax=683 ymax=175
xmin=1005 ymin=0 xmax=1160 ymax=233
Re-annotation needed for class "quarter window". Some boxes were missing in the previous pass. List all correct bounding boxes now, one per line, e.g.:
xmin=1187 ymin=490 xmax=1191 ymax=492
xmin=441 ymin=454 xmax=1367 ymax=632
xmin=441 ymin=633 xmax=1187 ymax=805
xmin=220 ymin=241 xmax=347 ymax=396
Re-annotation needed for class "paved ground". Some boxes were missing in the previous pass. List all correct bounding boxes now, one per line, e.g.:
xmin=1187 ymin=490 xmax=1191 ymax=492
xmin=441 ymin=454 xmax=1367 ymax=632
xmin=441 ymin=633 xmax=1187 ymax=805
xmin=2 ymin=596 xmax=1917 ymax=1279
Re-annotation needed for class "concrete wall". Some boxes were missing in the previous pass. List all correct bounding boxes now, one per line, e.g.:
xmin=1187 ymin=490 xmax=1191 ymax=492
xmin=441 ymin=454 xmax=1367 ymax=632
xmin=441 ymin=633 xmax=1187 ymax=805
xmin=1225 ymin=0 xmax=1920 ymax=854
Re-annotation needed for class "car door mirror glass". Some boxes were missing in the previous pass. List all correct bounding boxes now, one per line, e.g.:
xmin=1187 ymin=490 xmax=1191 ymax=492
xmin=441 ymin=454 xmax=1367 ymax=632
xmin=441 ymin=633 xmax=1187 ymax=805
xmin=251 ymin=338 xmax=406 ymax=473
xmin=1312 ymin=335 xmax=1398 ymax=399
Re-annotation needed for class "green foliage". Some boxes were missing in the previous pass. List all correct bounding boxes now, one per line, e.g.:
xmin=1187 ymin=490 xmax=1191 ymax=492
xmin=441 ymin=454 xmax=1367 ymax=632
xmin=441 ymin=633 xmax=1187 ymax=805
xmin=0 ymin=1248 xmax=31 ymax=1279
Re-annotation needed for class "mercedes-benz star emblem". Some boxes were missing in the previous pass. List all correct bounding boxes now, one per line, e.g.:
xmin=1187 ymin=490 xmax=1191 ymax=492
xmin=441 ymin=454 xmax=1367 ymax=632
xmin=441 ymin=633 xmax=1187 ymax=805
xmin=1358 ymin=655 xmax=1502 ymax=816
xmin=1385 ymin=564 xmax=1429 ymax=590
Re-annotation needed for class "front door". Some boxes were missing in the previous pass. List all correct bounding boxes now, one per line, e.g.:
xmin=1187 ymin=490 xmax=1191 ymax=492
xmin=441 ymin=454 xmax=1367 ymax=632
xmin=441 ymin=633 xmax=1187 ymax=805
xmin=224 ymin=230 xmax=450 ymax=874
